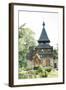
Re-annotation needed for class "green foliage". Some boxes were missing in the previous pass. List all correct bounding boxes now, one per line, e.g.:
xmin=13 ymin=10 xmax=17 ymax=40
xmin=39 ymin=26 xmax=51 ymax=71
xmin=33 ymin=66 xmax=39 ymax=70
xmin=26 ymin=67 xmax=32 ymax=71
xmin=45 ymin=67 xmax=52 ymax=72
xmin=33 ymin=66 xmax=48 ymax=78
xmin=19 ymin=71 xmax=28 ymax=79
xmin=18 ymin=66 xmax=58 ymax=79
xmin=53 ymin=49 xmax=58 ymax=59
xmin=36 ymin=66 xmax=45 ymax=73
xmin=40 ymin=71 xmax=48 ymax=77
xmin=18 ymin=24 xmax=37 ymax=68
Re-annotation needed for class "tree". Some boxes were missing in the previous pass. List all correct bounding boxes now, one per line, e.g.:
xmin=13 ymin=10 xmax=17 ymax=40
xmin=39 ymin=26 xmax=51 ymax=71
xmin=18 ymin=24 xmax=37 ymax=68
xmin=53 ymin=49 xmax=58 ymax=59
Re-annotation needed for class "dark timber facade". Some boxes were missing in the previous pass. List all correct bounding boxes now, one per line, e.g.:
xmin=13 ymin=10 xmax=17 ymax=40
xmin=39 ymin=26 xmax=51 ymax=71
xmin=27 ymin=22 xmax=54 ymax=68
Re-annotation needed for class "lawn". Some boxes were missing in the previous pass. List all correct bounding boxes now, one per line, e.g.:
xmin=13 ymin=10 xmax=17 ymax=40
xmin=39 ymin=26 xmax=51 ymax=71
xmin=48 ymin=69 xmax=58 ymax=77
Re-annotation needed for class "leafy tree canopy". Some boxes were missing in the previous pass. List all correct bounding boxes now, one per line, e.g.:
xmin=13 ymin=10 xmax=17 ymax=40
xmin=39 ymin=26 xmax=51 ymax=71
xmin=18 ymin=24 xmax=37 ymax=68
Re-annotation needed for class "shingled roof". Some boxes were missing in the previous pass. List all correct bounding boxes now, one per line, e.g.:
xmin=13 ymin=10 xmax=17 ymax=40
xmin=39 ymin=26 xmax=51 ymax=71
xmin=37 ymin=43 xmax=52 ymax=49
xmin=38 ymin=22 xmax=50 ymax=43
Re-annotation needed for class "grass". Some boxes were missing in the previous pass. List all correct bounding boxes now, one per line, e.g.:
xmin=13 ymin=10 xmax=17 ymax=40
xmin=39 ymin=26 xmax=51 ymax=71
xmin=48 ymin=69 xmax=58 ymax=77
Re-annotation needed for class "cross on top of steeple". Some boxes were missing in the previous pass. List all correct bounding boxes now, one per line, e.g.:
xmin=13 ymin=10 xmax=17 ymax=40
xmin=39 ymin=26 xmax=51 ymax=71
xmin=43 ymin=21 xmax=45 ymax=27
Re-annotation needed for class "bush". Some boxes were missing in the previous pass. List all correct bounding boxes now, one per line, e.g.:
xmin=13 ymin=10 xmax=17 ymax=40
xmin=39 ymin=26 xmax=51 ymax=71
xmin=26 ymin=67 xmax=32 ymax=71
xmin=45 ymin=67 xmax=52 ymax=72
xmin=19 ymin=66 xmax=52 ymax=79
xmin=33 ymin=66 xmax=48 ymax=78
xmin=37 ymin=66 xmax=45 ymax=73
xmin=27 ymin=70 xmax=35 ymax=74
xmin=19 ymin=74 xmax=28 ymax=79
xmin=44 ymin=71 xmax=48 ymax=77
xmin=33 ymin=66 xmax=39 ymax=70
xmin=39 ymin=71 xmax=48 ymax=77
xmin=19 ymin=71 xmax=28 ymax=79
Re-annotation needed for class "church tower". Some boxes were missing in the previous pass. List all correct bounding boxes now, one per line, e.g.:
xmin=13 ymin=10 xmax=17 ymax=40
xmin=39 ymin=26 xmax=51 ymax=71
xmin=35 ymin=22 xmax=54 ymax=67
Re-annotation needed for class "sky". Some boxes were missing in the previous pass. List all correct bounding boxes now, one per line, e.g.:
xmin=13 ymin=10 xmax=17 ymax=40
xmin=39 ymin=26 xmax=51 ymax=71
xmin=19 ymin=10 xmax=59 ymax=49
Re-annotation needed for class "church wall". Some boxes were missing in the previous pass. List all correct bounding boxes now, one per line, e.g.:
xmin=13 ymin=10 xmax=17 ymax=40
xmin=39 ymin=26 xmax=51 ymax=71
xmin=42 ymin=57 xmax=54 ymax=68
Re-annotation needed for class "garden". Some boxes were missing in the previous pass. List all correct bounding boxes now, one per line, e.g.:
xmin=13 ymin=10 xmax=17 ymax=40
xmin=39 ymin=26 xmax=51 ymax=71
xmin=18 ymin=66 xmax=58 ymax=79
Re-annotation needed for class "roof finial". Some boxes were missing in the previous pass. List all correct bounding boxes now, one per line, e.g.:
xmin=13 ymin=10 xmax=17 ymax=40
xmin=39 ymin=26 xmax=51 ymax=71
xmin=43 ymin=21 xmax=45 ymax=28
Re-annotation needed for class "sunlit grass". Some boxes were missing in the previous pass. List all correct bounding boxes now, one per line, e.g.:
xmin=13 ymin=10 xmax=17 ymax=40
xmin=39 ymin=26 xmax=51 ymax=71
xmin=48 ymin=69 xmax=58 ymax=77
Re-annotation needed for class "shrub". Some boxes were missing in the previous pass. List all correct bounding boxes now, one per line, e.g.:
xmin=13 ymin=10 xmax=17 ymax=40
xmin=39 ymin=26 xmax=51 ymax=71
xmin=37 ymin=68 xmax=43 ymax=73
xmin=33 ymin=66 xmax=48 ymax=78
xmin=33 ymin=66 xmax=45 ymax=73
xmin=39 ymin=71 xmax=48 ymax=77
xmin=33 ymin=66 xmax=39 ymax=70
xmin=19 ymin=71 xmax=28 ymax=79
xmin=26 ymin=67 xmax=32 ymax=71
xmin=44 ymin=71 xmax=48 ymax=77
xmin=27 ymin=70 xmax=35 ymax=74
xmin=37 ymin=66 xmax=45 ymax=73
xmin=45 ymin=67 xmax=52 ymax=72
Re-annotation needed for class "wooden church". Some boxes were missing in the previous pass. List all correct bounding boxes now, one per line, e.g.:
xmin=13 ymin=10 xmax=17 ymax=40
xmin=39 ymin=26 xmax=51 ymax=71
xmin=27 ymin=22 xmax=54 ymax=68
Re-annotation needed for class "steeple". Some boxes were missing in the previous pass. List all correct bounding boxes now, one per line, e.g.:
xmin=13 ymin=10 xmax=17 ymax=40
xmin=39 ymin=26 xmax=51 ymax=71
xmin=38 ymin=22 xmax=50 ymax=43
